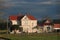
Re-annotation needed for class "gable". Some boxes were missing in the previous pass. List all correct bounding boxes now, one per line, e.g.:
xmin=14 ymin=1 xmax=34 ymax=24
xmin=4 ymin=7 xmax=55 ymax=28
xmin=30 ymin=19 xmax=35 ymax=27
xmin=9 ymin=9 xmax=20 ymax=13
xmin=21 ymin=15 xmax=29 ymax=21
xmin=21 ymin=15 xmax=36 ymax=21
xmin=45 ymin=20 xmax=51 ymax=23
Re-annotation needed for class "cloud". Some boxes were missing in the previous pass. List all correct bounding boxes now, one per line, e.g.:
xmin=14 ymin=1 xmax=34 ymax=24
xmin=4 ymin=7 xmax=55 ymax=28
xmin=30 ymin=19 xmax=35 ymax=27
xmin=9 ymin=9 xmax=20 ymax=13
xmin=55 ymin=2 xmax=60 ymax=4
xmin=37 ymin=1 xmax=52 ymax=4
xmin=0 ymin=0 xmax=60 ymax=9
xmin=56 ymin=14 xmax=60 ymax=16
xmin=1 ymin=1 xmax=53 ymax=7
xmin=8 ymin=1 xmax=52 ymax=4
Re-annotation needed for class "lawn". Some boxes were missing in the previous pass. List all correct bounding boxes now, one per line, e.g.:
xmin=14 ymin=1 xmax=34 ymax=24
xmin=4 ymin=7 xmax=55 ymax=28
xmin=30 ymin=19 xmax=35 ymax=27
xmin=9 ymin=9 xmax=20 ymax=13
xmin=0 ymin=33 xmax=60 ymax=40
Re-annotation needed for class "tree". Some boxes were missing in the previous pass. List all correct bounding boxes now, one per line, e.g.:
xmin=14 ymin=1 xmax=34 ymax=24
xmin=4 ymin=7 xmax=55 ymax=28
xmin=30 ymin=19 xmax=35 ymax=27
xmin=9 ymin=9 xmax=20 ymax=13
xmin=0 ymin=12 xmax=5 ymax=22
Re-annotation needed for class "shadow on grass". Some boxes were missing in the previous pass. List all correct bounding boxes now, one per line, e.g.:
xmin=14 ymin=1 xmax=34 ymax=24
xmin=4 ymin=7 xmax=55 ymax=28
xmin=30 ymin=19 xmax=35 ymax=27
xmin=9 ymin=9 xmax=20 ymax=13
xmin=0 ymin=37 xmax=11 ymax=40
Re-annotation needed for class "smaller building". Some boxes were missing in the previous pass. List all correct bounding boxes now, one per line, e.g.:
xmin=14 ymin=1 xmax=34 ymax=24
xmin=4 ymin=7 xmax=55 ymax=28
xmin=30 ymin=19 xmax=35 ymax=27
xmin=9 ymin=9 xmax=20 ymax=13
xmin=9 ymin=15 xmax=23 ymax=34
xmin=42 ymin=19 xmax=53 ymax=33
xmin=53 ymin=19 xmax=60 ymax=32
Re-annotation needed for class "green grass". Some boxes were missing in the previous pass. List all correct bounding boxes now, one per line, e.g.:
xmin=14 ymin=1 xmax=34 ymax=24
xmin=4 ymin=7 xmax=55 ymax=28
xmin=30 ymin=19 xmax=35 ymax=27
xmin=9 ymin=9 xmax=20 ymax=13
xmin=0 ymin=33 xmax=60 ymax=40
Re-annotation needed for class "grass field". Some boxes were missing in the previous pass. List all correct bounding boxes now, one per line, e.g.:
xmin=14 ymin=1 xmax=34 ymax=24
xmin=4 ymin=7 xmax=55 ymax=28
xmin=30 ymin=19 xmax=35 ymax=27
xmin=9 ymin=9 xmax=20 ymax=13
xmin=0 ymin=33 xmax=60 ymax=40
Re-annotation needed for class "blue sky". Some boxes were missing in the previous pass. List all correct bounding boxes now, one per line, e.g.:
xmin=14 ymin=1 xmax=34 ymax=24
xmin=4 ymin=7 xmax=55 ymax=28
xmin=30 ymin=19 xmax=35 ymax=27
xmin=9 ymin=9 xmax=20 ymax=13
xmin=0 ymin=0 xmax=60 ymax=20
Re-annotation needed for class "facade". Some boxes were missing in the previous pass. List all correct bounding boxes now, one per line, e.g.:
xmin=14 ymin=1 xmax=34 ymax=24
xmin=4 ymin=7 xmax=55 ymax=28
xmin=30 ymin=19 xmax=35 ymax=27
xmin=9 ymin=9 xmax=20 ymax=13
xmin=20 ymin=15 xmax=37 ymax=33
xmin=9 ymin=15 xmax=21 ymax=34
xmin=43 ymin=19 xmax=53 ymax=32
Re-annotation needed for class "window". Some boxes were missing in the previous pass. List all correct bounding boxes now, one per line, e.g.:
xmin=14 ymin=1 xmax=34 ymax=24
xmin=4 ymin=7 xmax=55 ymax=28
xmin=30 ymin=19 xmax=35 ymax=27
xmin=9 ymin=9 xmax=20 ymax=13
xmin=25 ymin=17 xmax=26 ymax=19
xmin=32 ymin=23 xmax=34 ymax=26
xmin=12 ymin=20 xmax=17 ymax=25
xmin=47 ymin=27 xmax=50 ymax=31
xmin=25 ymin=21 xmax=28 ymax=25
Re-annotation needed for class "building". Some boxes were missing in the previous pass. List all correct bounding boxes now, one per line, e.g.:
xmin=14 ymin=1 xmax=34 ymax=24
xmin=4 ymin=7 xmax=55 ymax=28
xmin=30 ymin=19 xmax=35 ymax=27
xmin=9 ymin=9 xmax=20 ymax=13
xmin=53 ymin=19 xmax=60 ymax=32
xmin=9 ymin=15 xmax=23 ymax=34
xmin=20 ymin=14 xmax=37 ymax=33
xmin=42 ymin=19 xmax=53 ymax=33
xmin=9 ymin=14 xmax=60 ymax=34
xmin=39 ymin=18 xmax=53 ymax=33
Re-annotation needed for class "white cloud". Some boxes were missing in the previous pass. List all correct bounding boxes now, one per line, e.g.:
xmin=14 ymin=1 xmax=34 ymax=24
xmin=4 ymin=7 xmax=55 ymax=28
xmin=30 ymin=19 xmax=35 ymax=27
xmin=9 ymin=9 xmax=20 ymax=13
xmin=39 ymin=1 xmax=52 ymax=4
xmin=2 ymin=1 xmax=52 ymax=7
xmin=7 ymin=1 xmax=52 ymax=5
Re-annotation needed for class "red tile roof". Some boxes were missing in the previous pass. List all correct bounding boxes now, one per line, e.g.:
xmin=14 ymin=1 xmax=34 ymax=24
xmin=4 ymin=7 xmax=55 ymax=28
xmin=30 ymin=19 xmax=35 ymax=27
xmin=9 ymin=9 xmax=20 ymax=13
xmin=9 ymin=15 xmax=18 ymax=20
xmin=27 ymin=15 xmax=36 ymax=20
xmin=9 ymin=14 xmax=36 ymax=20
xmin=54 ymin=24 xmax=60 ymax=28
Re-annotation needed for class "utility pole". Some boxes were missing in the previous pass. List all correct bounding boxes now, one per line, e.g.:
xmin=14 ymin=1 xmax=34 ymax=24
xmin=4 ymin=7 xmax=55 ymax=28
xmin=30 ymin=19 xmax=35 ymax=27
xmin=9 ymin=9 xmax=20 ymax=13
xmin=7 ymin=18 xmax=8 ymax=34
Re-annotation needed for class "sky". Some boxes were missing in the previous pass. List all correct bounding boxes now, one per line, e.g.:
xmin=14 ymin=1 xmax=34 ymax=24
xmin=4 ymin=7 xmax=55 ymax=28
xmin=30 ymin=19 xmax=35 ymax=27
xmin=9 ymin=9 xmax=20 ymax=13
xmin=0 ymin=0 xmax=60 ymax=20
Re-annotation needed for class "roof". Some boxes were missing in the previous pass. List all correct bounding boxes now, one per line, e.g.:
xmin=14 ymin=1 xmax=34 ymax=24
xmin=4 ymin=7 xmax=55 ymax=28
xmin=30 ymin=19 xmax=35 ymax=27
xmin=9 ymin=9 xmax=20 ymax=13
xmin=26 ymin=15 xmax=36 ymax=20
xmin=54 ymin=24 xmax=60 ymax=28
xmin=37 ymin=19 xmax=53 ymax=26
xmin=9 ymin=15 xmax=18 ymax=20
xmin=9 ymin=14 xmax=36 ymax=20
xmin=43 ymin=19 xmax=52 ymax=25
xmin=53 ymin=19 xmax=60 ymax=28
xmin=9 ymin=14 xmax=24 ymax=20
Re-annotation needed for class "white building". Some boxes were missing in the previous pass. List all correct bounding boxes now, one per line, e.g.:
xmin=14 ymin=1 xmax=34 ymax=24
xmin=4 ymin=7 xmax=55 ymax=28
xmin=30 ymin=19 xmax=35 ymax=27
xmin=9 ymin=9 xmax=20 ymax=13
xmin=43 ymin=19 xmax=53 ymax=32
xmin=20 ymin=14 xmax=37 ymax=33
xmin=9 ymin=15 xmax=21 ymax=34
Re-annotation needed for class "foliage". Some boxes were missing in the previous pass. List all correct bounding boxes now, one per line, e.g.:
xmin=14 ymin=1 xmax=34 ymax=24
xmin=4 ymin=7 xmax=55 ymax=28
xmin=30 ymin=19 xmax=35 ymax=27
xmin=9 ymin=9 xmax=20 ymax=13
xmin=0 ymin=22 xmax=7 ymax=30
xmin=10 ymin=25 xmax=19 ymax=30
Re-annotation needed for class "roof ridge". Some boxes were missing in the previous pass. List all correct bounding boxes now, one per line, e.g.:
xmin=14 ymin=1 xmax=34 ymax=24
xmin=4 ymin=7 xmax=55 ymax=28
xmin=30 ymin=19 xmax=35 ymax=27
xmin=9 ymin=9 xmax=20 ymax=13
xmin=26 ymin=14 xmax=36 ymax=20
